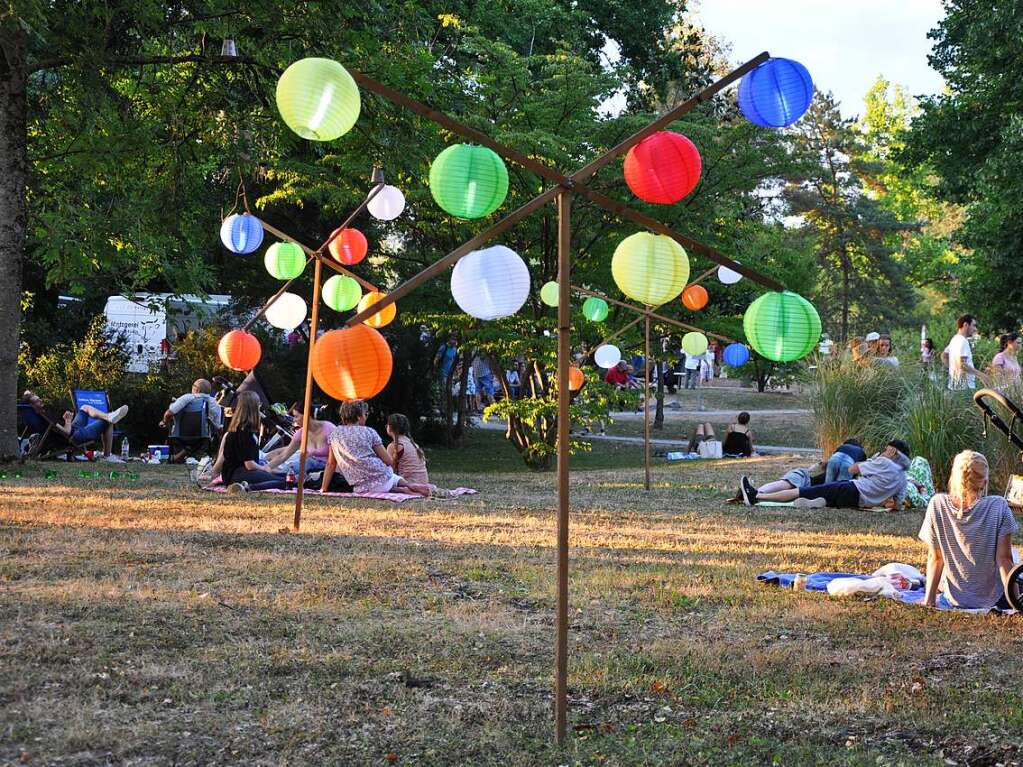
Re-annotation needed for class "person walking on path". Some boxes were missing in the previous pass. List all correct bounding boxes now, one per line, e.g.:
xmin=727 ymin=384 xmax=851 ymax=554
xmin=942 ymin=314 xmax=989 ymax=390
xmin=990 ymin=332 xmax=1021 ymax=387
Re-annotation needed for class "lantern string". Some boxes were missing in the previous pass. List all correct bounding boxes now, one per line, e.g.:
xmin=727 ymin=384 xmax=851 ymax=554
xmin=237 ymin=169 xmax=252 ymax=214
xmin=688 ymin=266 xmax=718 ymax=287
xmin=313 ymin=181 xmax=386 ymax=256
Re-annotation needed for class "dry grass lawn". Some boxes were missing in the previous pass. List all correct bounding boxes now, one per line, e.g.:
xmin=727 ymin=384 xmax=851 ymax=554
xmin=2 ymin=431 xmax=1022 ymax=766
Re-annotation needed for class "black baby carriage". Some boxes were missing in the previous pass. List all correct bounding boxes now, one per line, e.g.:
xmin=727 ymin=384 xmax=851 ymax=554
xmin=213 ymin=370 xmax=295 ymax=451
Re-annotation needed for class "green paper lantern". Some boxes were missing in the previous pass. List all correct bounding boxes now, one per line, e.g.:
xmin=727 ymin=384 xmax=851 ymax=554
xmin=540 ymin=281 xmax=560 ymax=307
xmin=743 ymin=290 xmax=822 ymax=362
xmin=582 ymin=296 xmax=609 ymax=322
xmin=323 ymin=275 xmax=362 ymax=312
xmin=682 ymin=331 xmax=708 ymax=357
xmin=276 ymin=58 xmax=361 ymax=142
xmin=264 ymin=242 xmax=305 ymax=280
xmin=611 ymin=232 xmax=690 ymax=306
xmin=429 ymin=144 xmax=509 ymax=219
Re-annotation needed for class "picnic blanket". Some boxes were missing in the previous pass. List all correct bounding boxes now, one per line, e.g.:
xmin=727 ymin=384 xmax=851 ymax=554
xmin=206 ymin=484 xmax=477 ymax=503
xmin=753 ymin=500 xmax=894 ymax=512
xmin=756 ymin=568 xmax=1014 ymax=614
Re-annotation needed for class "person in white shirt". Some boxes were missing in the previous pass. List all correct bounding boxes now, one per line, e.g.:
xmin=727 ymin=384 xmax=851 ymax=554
xmin=941 ymin=314 xmax=989 ymax=390
xmin=160 ymin=378 xmax=223 ymax=433
xmin=683 ymin=351 xmax=701 ymax=389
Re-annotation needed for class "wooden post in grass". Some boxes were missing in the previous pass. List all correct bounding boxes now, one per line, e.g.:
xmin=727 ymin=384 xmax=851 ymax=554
xmin=293 ymin=256 xmax=322 ymax=530
xmin=555 ymin=191 xmax=572 ymax=744
xmin=644 ymin=314 xmax=652 ymax=492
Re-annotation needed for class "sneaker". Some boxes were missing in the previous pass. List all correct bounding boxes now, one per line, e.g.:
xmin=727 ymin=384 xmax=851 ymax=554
xmin=431 ymin=487 xmax=455 ymax=499
xmin=794 ymin=496 xmax=827 ymax=509
xmin=740 ymin=476 xmax=758 ymax=506
xmin=106 ymin=405 xmax=129 ymax=424
xmin=101 ymin=454 xmax=125 ymax=463
xmin=227 ymin=481 xmax=249 ymax=494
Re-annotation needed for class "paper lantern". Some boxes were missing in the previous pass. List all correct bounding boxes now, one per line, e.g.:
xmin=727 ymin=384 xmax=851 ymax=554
xmin=594 ymin=344 xmax=622 ymax=369
xmin=723 ymin=343 xmax=750 ymax=367
xmin=276 ymin=58 xmax=360 ymax=141
xmin=264 ymin=292 xmax=307 ymax=330
xmin=540 ymin=281 xmax=560 ymax=307
xmin=681 ymin=284 xmax=709 ymax=311
xmin=623 ymin=131 xmax=702 ymax=204
xmin=357 ymin=291 xmax=396 ymax=328
xmin=717 ymin=265 xmax=743 ymax=285
xmin=743 ymin=291 xmax=822 ymax=362
xmin=220 ymin=213 xmax=264 ymax=254
xmin=218 ymin=329 xmax=261 ymax=371
xmin=429 ymin=144 xmax=509 ymax=219
xmin=311 ymin=325 xmax=393 ymax=401
xmin=581 ymin=297 xmax=609 ymax=322
xmin=568 ymin=366 xmax=585 ymax=391
xmin=682 ymin=332 xmax=708 ymax=357
xmin=738 ymin=58 xmax=814 ymax=128
xmin=368 ymin=185 xmax=405 ymax=221
xmin=323 ymin=275 xmax=362 ymax=312
xmin=327 ymin=228 xmax=368 ymax=265
xmin=611 ymin=232 xmax=690 ymax=306
xmin=265 ymin=242 xmax=306 ymax=280
xmin=450 ymin=245 xmax=529 ymax=320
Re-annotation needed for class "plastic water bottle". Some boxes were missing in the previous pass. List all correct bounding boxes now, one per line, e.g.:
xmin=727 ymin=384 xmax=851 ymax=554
xmin=121 ymin=437 xmax=129 ymax=460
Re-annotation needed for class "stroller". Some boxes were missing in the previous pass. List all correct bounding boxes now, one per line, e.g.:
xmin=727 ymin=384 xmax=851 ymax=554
xmin=973 ymin=388 xmax=1023 ymax=611
xmin=213 ymin=370 xmax=295 ymax=452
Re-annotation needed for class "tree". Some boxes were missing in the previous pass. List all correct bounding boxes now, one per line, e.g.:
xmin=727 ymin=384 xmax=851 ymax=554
xmin=904 ymin=0 xmax=1023 ymax=330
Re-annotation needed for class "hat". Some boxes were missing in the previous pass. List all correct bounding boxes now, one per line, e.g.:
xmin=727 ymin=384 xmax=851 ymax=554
xmin=865 ymin=331 xmax=881 ymax=342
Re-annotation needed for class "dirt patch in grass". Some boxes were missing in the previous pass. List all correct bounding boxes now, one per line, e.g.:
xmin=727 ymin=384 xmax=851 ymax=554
xmin=2 ymin=447 xmax=1022 ymax=766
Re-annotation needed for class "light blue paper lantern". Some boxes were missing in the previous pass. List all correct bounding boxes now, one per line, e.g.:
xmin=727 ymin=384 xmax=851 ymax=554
xmin=723 ymin=343 xmax=750 ymax=367
xmin=220 ymin=213 xmax=264 ymax=254
xmin=738 ymin=58 xmax=814 ymax=128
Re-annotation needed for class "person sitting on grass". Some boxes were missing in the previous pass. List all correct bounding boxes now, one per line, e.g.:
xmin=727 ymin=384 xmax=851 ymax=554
xmin=686 ymin=422 xmax=716 ymax=454
xmin=21 ymin=389 xmax=128 ymax=462
xmin=740 ymin=439 xmax=911 ymax=510
xmin=264 ymin=403 xmax=336 ymax=475
xmin=920 ymin=450 xmax=1019 ymax=609
xmin=211 ymin=390 xmax=284 ymax=493
xmin=386 ymin=413 xmax=430 ymax=485
xmin=825 ymin=437 xmax=867 ymax=482
xmin=321 ymin=401 xmax=432 ymax=497
xmin=605 ymin=360 xmax=639 ymax=390
xmin=722 ymin=412 xmax=754 ymax=457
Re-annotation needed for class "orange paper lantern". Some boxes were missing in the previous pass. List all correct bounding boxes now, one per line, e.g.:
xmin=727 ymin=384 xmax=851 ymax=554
xmin=327 ymin=227 xmax=368 ymax=265
xmin=311 ymin=325 xmax=393 ymax=401
xmin=568 ymin=366 xmax=585 ymax=391
xmin=218 ymin=329 xmax=262 ymax=371
xmin=357 ymin=291 xmax=396 ymax=328
xmin=681 ymin=284 xmax=709 ymax=311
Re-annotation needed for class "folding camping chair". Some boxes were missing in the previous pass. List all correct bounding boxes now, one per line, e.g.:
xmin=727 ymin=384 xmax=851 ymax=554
xmin=71 ymin=387 xmax=123 ymax=443
xmin=17 ymin=403 xmax=80 ymax=460
xmin=168 ymin=400 xmax=214 ymax=461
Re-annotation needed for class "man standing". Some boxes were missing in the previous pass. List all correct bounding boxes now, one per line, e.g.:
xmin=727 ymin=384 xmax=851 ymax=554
xmin=942 ymin=314 xmax=989 ymax=390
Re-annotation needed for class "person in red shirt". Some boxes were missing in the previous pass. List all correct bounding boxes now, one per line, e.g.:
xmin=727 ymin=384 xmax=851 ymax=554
xmin=604 ymin=361 xmax=639 ymax=389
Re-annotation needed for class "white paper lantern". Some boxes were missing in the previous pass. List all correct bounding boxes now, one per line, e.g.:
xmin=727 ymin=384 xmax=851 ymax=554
xmin=595 ymin=344 xmax=622 ymax=369
xmin=264 ymin=292 xmax=307 ymax=330
xmin=717 ymin=264 xmax=743 ymax=285
xmin=450 ymin=245 xmax=530 ymax=320
xmin=368 ymin=185 xmax=405 ymax=221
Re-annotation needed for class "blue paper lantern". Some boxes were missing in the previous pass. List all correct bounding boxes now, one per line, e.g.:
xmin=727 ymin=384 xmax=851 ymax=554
xmin=723 ymin=343 xmax=750 ymax=367
xmin=220 ymin=213 xmax=264 ymax=254
xmin=738 ymin=58 xmax=814 ymax=128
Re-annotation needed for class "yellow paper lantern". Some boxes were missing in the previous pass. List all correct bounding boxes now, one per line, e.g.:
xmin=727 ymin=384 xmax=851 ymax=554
xmin=357 ymin=291 xmax=396 ymax=328
xmin=611 ymin=232 xmax=689 ymax=306
xmin=275 ymin=58 xmax=361 ymax=142
xmin=681 ymin=332 xmax=709 ymax=357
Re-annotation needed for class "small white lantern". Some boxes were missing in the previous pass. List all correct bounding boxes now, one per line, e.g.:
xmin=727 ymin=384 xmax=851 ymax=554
xmin=368 ymin=185 xmax=405 ymax=221
xmin=450 ymin=245 xmax=530 ymax=320
xmin=594 ymin=344 xmax=622 ymax=369
xmin=717 ymin=264 xmax=743 ymax=285
xmin=264 ymin=292 xmax=307 ymax=330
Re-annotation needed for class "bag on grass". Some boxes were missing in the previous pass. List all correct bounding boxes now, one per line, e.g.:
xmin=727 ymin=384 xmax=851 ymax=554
xmin=698 ymin=439 xmax=723 ymax=459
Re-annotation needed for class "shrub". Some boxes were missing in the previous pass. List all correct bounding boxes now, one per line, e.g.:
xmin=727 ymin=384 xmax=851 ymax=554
xmin=810 ymin=357 xmax=906 ymax=456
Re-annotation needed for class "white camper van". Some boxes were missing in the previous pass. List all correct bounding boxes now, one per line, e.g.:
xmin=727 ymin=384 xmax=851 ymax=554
xmin=104 ymin=293 xmax=231 ymax=373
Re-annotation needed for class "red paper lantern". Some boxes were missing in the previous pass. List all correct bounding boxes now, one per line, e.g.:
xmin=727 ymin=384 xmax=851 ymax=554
xmin=218 ymin=329 xmax=262 ymax=371
xmin=311 ymin=325 xmax=393 ymax=401
xmin=327 ymin=227 xmax=368 ymax=265
xmin=623 ymin=131 xmax=702 ymax=204
xmin=681 ymin=284 xmax=709 ymax=311
xmin=568 ymin=366 xmax=585 ymax=391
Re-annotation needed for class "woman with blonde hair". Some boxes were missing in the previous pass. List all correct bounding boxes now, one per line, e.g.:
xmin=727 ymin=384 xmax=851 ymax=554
xmin=211 ymin=390 xmax=283 ymax=493
xmin=920 ymin=450 xmax=1019 ymax=609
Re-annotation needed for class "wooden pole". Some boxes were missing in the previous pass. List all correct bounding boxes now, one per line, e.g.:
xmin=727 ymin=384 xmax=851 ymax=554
xmin=293 ymin=258 xmax=322 ymax=531
xmin=242 ymin=257 xmax=315 ymax=331
xmin=644 ymin=314 xmax=651 ymax=492
xmin=555 ymin=191 xmax=571 ymax=744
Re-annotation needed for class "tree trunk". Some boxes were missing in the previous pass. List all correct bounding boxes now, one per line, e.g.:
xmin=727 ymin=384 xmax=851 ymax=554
xmin=653 ymin=356 xmax=665 ymax=430
xmin=840 ymin=246 xmax=851 ymax=342
xmin=0 ymin=24 xmax=27 ymax=461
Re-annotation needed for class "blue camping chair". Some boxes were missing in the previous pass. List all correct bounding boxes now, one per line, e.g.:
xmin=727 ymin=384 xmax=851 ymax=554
xmin=17 ymin=403 xmax=77 ymax=459
xmin=169 ymin=400 xmax=214 ymax=460
xmin=71 ymin=388 xmax=122 ymax=442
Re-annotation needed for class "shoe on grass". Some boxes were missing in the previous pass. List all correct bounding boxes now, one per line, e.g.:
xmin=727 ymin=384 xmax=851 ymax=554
xmin=101 ymin=454 xmax=125 ymax=463
xmin=794 ymin=496 xmax=827 ymax=509
xmin=227 ymin=481 xmax=249 ymax=494
xmin=105 ymin=405 xmax=129 ymax=424
xmin=740 ymin=475 xmax=758 ymax=506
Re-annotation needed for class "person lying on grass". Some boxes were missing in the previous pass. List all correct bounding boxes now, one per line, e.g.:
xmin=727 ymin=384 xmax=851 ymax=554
xmin=921 ymin=450 xmax=1019 ymax=609
xmin=728 ymin=436 xmax=864 ymax=503
xmin=321 ymin=401 xmax=432 ymax=497
xmin=740 ymin=439 xmax=911 ymax=509
xmin=22 ymin=389 xmax=129 ymax=462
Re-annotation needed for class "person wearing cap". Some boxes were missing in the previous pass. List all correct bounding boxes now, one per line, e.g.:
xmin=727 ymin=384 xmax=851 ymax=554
xmin=739 ymin=439 xmax=912 ymax=509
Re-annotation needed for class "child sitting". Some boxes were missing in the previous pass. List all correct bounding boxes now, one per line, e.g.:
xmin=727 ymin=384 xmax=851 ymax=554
xmin=722 ymin=412 xmax=754 ymax=457
xmin=386 ymin=413 xmax=430 ymax=485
